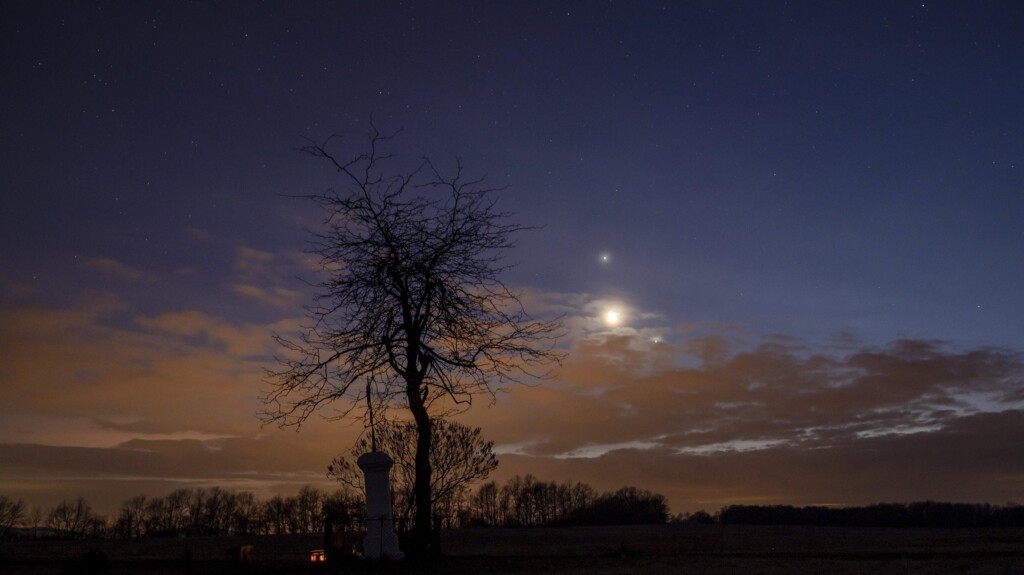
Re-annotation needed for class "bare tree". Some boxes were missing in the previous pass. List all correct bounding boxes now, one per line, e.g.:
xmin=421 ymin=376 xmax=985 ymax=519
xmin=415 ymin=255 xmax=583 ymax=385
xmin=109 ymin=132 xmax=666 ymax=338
xmin=470 ymin=481 xmax=500 ymax=526
xmin=27 ymin=506 xmax=43 ymax=539
xmin=201 ymin=487 xmax=229 ymax=536
xmin=328 ymin=418 xmax=499 ymax=529
xmin=47 ymin=497 xmax=94 ymax=539
xmin=263 ymin=495 xmax=293 ymax=535
xmin=143 ymin=496 xmax=168 ymax=534
xmin=114 ymin=495 xmax=147 ymax=539
xmin=164 ymin=489 xmax=190 ymax=534
xmin=186 ymin=488 xmax=206 ymax=536
xmin=262 ymin=124 xmax=561 ymax=554
xmin=294 ymin=486 xmax=325 ymax=534
xmin=0 ymin=495 xmax=26 ymax=540
xmin=230 ymin=491 xmax=259 ymax=535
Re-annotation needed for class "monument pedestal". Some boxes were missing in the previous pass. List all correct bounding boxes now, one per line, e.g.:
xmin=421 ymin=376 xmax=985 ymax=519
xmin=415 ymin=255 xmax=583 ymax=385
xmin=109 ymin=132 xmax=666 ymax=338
xmin=357 ymin=451 xmax=404 ymax=560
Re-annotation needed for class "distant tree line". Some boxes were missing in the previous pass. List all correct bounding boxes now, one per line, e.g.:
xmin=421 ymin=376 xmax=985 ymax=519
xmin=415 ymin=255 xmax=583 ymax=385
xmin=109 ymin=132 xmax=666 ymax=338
xmin=11 ymin=490 xmax=1024 ymax=539
xmin=463 ymin=475 xmax=670 ymax=527
xmin=0 ymin=475 xmax=671 ymax=541
xmin=677 ymin=502 xmax=1024 ymax=528
xmin=0 ymin=487 xmax=363 ymax=541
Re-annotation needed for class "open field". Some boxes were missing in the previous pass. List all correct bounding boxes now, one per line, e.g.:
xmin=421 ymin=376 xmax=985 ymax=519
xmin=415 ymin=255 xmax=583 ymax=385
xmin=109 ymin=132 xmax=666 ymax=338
xmin=3 ymin=524 xmax=1024 ymax=574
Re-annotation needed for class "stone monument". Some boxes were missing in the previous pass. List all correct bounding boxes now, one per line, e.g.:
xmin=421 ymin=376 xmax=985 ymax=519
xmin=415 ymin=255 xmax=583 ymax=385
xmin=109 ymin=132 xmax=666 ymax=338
xmin=357 ymin=451 xmax=404 ymax=560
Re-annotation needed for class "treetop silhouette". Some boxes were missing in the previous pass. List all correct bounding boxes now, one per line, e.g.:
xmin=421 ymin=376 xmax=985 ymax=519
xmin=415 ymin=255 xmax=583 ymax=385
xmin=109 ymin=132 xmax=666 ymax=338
xmin=261 ymin=122 xmax=562 ymax=556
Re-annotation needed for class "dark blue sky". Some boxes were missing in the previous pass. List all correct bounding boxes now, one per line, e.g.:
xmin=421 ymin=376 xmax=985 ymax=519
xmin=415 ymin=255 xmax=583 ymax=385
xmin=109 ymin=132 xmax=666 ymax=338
xmin=5 ymin=1 xmax=1022 ymax=346
xmin=2 ymin=2 xmax=1023 ymax=513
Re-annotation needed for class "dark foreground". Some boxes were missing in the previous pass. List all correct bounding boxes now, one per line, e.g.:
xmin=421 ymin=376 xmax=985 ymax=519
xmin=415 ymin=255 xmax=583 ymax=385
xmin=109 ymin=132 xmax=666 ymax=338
xmin=3 ymin=524 xmax=1024 ymax=574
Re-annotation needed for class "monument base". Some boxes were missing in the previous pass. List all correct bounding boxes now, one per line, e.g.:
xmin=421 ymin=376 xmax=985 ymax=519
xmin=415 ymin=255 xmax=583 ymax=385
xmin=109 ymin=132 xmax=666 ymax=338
xmin=357 ymin=451 xmax=404 ymax=560
xmin=363 ymin=519 xmax=404 ymax=560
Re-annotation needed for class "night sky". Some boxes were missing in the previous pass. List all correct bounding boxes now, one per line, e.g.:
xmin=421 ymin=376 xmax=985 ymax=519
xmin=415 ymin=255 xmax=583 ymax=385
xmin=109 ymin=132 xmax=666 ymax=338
xmin=2 ymin=1 xmax=1023 ymax=515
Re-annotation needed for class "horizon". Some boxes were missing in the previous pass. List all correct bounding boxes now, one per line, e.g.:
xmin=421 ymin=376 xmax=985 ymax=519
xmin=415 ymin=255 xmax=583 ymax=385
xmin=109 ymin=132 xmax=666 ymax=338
xmin=9 ymin=475 xmax=1024 ymax=524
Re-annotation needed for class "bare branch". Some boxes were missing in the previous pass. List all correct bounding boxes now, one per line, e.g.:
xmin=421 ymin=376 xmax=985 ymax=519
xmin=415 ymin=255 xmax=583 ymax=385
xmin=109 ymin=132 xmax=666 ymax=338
xmin=262 ymin=124 xmax=563 ymax=554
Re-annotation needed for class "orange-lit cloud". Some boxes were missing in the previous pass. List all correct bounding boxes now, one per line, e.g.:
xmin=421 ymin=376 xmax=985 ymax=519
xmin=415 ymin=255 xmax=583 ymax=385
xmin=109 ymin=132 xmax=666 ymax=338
xmin=458 ymin=332 xmax=1024 ymax=511
xmin=2 ymin=271 xmax=1023 ymax=516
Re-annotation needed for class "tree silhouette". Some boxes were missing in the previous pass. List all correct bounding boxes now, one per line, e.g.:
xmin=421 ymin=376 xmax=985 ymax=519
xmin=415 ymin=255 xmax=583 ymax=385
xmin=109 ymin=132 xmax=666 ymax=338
xmin=47 ymin=497 xmax=94 ymax=539
xmin=328 ymin=419 xmax=499 ymax=529
xmin=0 ymin=495 xmax=26 ymax=540
xmin=262 ymin=124 xmax=561 ymax=555
xmin=113 ymin=495 xmax=146 ymax=539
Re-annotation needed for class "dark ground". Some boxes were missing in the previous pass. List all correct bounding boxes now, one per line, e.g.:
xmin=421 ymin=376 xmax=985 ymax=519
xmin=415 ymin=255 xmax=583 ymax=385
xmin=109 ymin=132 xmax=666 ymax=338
xmin=2 ymin=524 xmax=1024 ymax=574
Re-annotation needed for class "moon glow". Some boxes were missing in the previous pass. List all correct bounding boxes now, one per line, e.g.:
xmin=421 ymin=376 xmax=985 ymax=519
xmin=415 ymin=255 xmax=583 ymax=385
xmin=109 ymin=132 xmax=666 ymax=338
xmin=604 ymin=309 xmax=621 ymax=326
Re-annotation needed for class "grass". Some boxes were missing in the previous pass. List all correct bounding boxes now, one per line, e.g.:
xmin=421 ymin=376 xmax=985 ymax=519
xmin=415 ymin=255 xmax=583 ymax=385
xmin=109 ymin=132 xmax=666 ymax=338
xmin=3 ymin=524 xmax=1024 ymax=574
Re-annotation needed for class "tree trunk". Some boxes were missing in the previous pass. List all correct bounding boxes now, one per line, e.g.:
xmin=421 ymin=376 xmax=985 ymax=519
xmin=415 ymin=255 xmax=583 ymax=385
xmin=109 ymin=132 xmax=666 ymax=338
xmin=407 ymin=382 xmax=433 ymax=557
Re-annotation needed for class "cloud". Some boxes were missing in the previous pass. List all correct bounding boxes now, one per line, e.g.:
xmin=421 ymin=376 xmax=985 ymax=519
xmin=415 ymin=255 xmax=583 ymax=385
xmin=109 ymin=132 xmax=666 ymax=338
xmin=233 ymin=247 xmax=276 ymax=277
xmin=0 ymin=427 xmax=347 ymax=513
xmin=2 ymin=288 xmax=1023 ymax=516
xmin=484 ymin=409 xmax=1024 ymax=512
xmin=515 ymin=289 xmax=673 ymax=349
xmin=231 ymin=284 xmax=303 ymax=308
xmin=227 ymin=247 xmax=311 ymax=308
xmin=2 ymin=280 xmax=36 ymax=300
xmin=0 ymin=302 xmax=299 ymax=446
xmin=78 ymin=257 xmax=151 ymax=282
xmin=134 ymin=309 xmax=295 ymax=358
xmin=459 ymin=333 xmax=1024 ymax=510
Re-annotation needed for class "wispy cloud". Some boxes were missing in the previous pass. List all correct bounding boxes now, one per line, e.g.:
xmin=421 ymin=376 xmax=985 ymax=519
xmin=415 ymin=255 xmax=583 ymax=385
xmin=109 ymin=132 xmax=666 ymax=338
xmin=228 ymin=247 xmax=311 ymax=308
xmin=232 ymin=247 xmax=276 ymax=277
xmin=231 ymin=284 xmax=303 ymax=308
xmin=78 ymin=257 xmax=151 ymax=282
